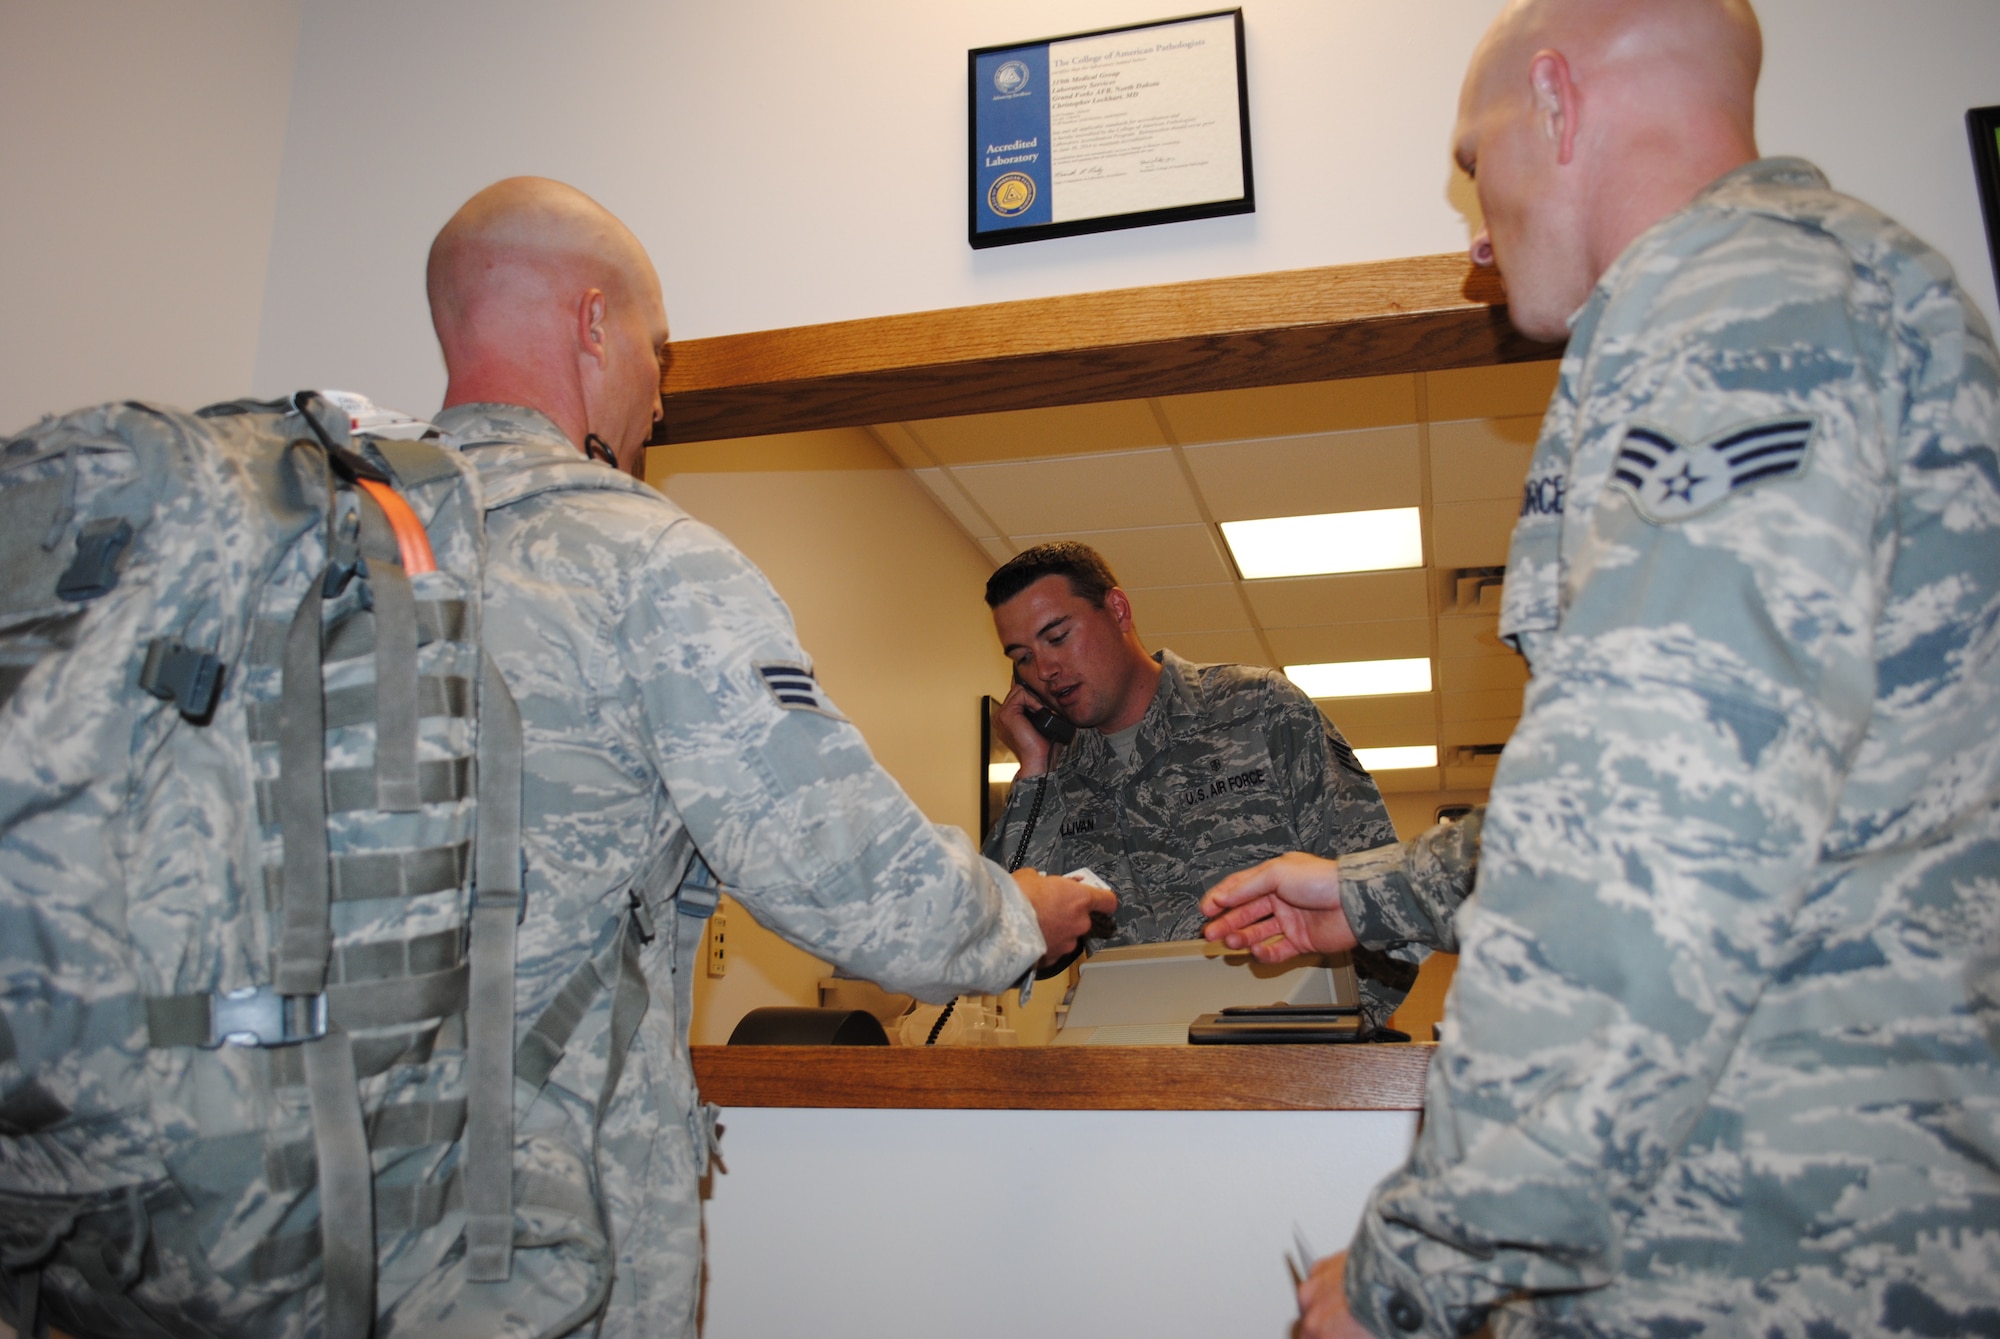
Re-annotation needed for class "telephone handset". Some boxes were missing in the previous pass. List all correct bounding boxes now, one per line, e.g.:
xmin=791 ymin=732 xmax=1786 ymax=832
xmin=1012 ymin=667 xmax=1077 ymax=745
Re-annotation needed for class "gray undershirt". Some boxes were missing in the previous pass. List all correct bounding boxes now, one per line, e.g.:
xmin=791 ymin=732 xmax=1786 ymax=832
xmin=1104 ymin=721 xmax=1143 ymax=769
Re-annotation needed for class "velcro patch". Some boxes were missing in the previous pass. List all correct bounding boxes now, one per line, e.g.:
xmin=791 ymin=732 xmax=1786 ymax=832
xmin=756 ymin=663 xmax=841 ymax=718
xmin=1608 ymin=416 xmax=1816 ymax=523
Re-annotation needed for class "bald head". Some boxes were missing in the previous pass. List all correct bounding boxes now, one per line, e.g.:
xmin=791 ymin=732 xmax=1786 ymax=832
xmin=428 ymin=177 xmax=667 ymax=474
xmin=1454 ymin=0 xmax=1763 ymax=337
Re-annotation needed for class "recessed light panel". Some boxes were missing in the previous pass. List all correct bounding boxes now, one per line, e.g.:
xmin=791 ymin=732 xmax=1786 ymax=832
xmin=1219 ymin=507 xmax=1423 ymax=579
xmin=1353 ymin=745 xmax=1438 ymax=771
xmin=1284 ymin=658 xmax=1433 ymax=699
xmin=987 ymin=762 xmax=1020 ymax=784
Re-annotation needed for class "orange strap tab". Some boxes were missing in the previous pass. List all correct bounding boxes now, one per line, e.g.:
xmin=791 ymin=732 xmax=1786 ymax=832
xmin=356 ymin=478 xmax=437 ymax=575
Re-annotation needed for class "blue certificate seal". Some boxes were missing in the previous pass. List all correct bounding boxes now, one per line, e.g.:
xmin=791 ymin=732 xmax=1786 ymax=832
xmin=987 ymin=171 xmax=1037 ymax=218
xmin=994 ymin=59 xmax=1030 ymax=95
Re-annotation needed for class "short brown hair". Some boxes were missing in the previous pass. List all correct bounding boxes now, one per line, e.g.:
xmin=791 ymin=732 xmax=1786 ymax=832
xmin=984 ymin=541 xmax=1120 ymax=608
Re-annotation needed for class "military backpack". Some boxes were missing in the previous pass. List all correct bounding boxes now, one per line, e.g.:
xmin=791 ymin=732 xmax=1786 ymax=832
xmin=0 ymin=394 xmax=627 ymax=1337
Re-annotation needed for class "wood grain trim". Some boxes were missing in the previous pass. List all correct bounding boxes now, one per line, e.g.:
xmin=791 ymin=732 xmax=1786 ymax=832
xmin=658 ymin=254 xmax=1560 ymax=443
xmin=690 ymin=1043 xmax=1432 ymax=1111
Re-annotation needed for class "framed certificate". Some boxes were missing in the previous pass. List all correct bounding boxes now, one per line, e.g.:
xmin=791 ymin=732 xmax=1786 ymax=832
xmin=1969 ymin=106 xmax=2000 ymax=309
xmin=969 ymin=10 xmax=1254 ymax=249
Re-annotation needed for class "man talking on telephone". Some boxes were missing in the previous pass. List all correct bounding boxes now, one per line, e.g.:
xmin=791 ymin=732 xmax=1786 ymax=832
xmin=982 ymin=541 xmax=1412 ymax=1026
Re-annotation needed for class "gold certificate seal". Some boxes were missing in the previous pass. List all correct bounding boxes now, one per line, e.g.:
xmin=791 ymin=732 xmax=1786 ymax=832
xmin=987 ymin=172 xmax=1036 ymax=218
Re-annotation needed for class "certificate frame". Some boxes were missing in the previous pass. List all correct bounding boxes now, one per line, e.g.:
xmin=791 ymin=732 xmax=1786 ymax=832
xmin=968 ymin=9 xmax=1254 ymax=250
xmin=1969 ymin=106 xmax=2000 ymax=309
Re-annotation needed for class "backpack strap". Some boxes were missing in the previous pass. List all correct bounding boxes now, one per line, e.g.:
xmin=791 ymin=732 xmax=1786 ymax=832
xmin=464 ymin=653 xmax=524 ymax=1283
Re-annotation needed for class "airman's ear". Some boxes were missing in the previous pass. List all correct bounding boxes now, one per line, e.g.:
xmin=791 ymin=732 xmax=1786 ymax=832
xmin=576 ymin=288 xmax=609 ymax=366
xmin=1529 ymin=49 xmax=1578 ymax=166
xmin=1104 ymin=586 xmax=1136 ymax=633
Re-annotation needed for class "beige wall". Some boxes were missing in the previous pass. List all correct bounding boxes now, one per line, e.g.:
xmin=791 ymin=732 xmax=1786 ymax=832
xmin=644 ymin=429 xmax=1013 ymax=1043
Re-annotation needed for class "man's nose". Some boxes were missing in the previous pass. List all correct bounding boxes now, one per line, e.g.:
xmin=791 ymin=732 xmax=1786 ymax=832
xmin=1470 ymin=228 xmax=1496 ymax=268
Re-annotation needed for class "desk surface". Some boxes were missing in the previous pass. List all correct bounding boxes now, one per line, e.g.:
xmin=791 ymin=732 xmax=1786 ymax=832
xmin=691 ymin=1042 xmax=1432 ymax=1111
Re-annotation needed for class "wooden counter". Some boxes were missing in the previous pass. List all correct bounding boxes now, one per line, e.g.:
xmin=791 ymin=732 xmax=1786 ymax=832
xmin=691 ymin=1042 xmax=1432 ymax=1111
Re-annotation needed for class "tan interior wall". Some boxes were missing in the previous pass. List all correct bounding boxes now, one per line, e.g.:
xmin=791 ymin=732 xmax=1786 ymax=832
xmin=644 ymin=429 xmax=1013 ymax=1043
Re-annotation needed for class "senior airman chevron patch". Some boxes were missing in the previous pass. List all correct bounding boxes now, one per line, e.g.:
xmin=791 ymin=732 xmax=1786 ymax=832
xmin=756 ymin=663 xmax=841 ymax=717
xmin=1608 ymin=416 xmax=1817 ymax=522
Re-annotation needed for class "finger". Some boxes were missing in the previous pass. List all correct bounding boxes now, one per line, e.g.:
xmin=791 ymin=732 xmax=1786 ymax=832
xmin=1200 ymin=861 xmax=1280 ymax=915
xmin=1201 ymin=894 xmax=1277 ymax=939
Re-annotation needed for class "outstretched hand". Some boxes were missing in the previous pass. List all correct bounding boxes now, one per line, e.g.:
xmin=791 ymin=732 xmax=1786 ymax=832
xmin=1013 ymin=869 xmax=1116 ymax=965
xmin=1298 ymin=1252 xmax=1373 ymax=1339
xmin=1200 ymin=852 xmax=1355 ymax=964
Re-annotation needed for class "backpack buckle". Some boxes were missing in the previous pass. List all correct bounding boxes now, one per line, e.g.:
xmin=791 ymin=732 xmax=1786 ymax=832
xmin=211 ymin=985 xmax=328 ymax=1047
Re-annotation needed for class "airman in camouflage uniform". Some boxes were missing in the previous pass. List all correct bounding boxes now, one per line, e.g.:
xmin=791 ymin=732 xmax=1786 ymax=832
xmin=422 ymin=179 xmax=1110 ymax=1338
xmin=981 ymin=543 xmax=1404 ymax=1023
xmin=1203 ymin=2 xmax=2000 ymax=1335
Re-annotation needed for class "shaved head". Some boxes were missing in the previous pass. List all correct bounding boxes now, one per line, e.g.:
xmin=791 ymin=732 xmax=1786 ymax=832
xmin=428 ymin=177 xmax=667 ymax=474
xmin=1454 ymin=0 xmax=1763 ymax=337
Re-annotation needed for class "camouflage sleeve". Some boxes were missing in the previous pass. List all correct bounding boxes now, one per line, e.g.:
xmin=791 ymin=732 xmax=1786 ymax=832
xmin=1337 ymin=806 xmax=1483 ymax=957
xmin=1267 ymin=678 xmax=1413 ymax=1027
xmin=979 ymin=771 xmax=1068 ymax=875
xmin=1344 ymin=217 xmax=1910 ymax=1334
xmin=621 ymin=518 xmax=1044 ymax=1002
xmin=1282 ymin=682 xmax=1397 ymax=859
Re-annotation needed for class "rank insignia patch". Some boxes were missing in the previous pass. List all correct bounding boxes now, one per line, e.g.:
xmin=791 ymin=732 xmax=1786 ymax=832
xmin=1608 ymin=416 xmax=1816 ymax=523
xmin=756 ymin=663 xmax=842 ymax=718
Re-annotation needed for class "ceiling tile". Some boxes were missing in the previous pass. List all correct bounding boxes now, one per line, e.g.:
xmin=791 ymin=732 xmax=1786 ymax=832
xmin=1436 ymin=613 xmax=1511 ymax=659
xmin=913 ymin=468 xmax=999 ymax=540
xmin=1430 ymin=416 xmax=1541 ymax=503
xmin=1014 ymin=524 xmax=1234 ymax=587
xmin=1125 ymin=583 xmax=1254 ymax=635
xmin=1318 ymin=694 xmax=1437 ymax=748
xmin=1182 ymin=426 xmax=1421 ymax=521
xmin=1265 ymin=619 xmax=1431 ymax=665
xmin=906 ymin=399 xmax=1167 ymax=464
xmin=953 ymin=450 xmax=1201 ymax=535
xmin=1440 ymin=655 xmax=1530 ymax=693
xmin=1241 ymin=568 xmax=1431 ymax=628
xmin=1442 ymin=687 xmax=1528 ymax=722
xmin=1156 ymin=374 xmax=1418 ymax=443
xmin=1147 ymin=629 xmax=1270 ymax=666
xmin=1431 ymin=498 xmax=1517 ymax=569
xmin=1425 ymin=360 xmax=1561 ymax=422
xmin=978 ymin=536 xmax=1017 ymax=565
xmin=1441 ymin=715 xmax=1521 ymax=748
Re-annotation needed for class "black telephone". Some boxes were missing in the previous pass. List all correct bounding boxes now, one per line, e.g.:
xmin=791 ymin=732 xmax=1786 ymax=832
xmin=1012 ymin=667 xmax=1076 ymax=745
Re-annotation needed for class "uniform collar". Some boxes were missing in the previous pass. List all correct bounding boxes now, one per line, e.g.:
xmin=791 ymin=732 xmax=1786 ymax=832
xmin=1571 ymin=157 xmax=1832 ymax=333
xmin=432 ymin=403 xmax=582 ymax=472
xmin=1063 ymin=649 xmax=1199 ymax=774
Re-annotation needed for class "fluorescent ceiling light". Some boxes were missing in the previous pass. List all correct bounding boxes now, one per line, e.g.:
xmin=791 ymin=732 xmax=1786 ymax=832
xmin=1353 ymin=745 xmax=1438 ymax=771
xmin=1220 ymin=507 xmax=1423 ymax=579
xmin=1285 ymin=658 xmax=1433 ymax=699
xmin=987 ymin=762 xmax=1020 ymax=784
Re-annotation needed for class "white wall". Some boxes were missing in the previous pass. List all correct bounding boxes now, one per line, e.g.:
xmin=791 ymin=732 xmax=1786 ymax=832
xmin=247 ymin=0 xmax=2000 ymax=422
xmin=702 ymin=1107 xmax=1418 ymax=1339
xmin=6 ymin=3 xmax=1996 ymax=431
xmin=0 ymin=0 xmax=302 ymax=432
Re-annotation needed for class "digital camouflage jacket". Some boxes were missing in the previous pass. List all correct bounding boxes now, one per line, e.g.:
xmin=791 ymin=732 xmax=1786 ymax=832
xmin=1341 ymin=160 xmax=2000 ymax=1338
xmin=983 ymin=650 xmax=1406 ymax=1022
xmin=439 ymin=405 xmax=1044 ymax=1339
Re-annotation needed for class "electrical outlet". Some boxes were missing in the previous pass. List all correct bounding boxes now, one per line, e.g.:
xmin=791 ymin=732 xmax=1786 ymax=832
xmin=706 ymin=912 xmax=728 ymax=977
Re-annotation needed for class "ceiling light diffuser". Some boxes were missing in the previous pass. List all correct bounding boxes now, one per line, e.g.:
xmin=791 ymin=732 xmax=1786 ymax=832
xmin=1219 ymin=507 xmax=1423 ymax=579
xmin=1353 ymin=745 xmax=1438 ymax=771
xmin=1284 ymin=658 xmax=1433 ymax=699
